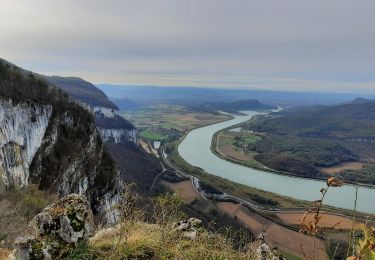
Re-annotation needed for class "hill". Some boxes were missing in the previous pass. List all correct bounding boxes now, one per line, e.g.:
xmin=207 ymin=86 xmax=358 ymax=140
xmin=112 ymin=98 xmax=143 ymax=111
xmin=44 ymin=76 xmax=117 ymax=109
xmin=244 ymin=100 xmax=375 ymax=184
xmin=189 ymin=99 xmax=276 ymax=113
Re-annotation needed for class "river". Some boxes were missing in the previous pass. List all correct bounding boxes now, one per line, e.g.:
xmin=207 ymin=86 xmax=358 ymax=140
xmin=178 ymin=111 xmax=375 ymax=214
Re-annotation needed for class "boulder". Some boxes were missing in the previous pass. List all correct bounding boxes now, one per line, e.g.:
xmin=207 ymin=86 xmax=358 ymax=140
xmin=11 ymin=194 xmax=94 ymax=260
xmin=173 ymin=218 xmax=202 ymax=240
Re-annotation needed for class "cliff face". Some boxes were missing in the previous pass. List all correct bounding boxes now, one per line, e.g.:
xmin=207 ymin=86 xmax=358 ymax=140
xmin=0 ymin=100 xmax=52 ymax=191
xmin=45 ymin=77 xmax=139 ymax=146
xmin=91 ymin=106 xmax=138 ymax=145
xmin=0 ymin=59 xmax=122 ymax=224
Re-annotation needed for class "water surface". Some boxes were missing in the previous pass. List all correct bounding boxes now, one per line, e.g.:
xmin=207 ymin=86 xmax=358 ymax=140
xmin=178 ymin=111 xmax=375 ymax=213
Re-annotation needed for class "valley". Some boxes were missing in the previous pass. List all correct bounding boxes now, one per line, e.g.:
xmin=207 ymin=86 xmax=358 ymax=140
xmin=213 ymin=102 xmax=375 ymax=186
xmin=2 ymin=2 xmax=375 ymax=259
xmin=1 ymin=58 xmax=374 ymax=259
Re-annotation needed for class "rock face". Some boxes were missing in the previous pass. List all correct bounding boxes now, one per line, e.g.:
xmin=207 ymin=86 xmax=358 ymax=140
xmin=44 ymin=75 xmax=139 ymax=146
xmin=11 ymin=194 xmax=94 ymax=260
xmin=0 ymin=59 xmax=123 ymax=225
xmin=93 ymin=106 xmax=138 ymax=145
xmin=0 ymin=100 xmax=52 ymax=192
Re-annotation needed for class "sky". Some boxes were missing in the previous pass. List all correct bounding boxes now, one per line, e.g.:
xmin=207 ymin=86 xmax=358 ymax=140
xmin=1 ymin=0 xmax=375 ymax=94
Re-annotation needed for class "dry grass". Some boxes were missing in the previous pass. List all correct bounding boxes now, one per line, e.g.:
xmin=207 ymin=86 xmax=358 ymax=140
xmin=217 ymin=202 xmax=327 ymax=259
xmin=318 ymin=162 xmax=364 ymax=175
xmin=161 ymin=180 xmax=200 ymax=204
xmin=0 ymin=248 xmax=12 ymax=260
xmin=0 ymin=186 xmax=57 ymax=248
xmin=85 ymin=221 xmax=255 ymax=260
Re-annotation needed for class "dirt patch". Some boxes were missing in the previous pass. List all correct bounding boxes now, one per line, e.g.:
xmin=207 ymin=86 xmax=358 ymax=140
xmin=161 ymin=180 xmax=200 ymax=204
xmin=319 ymin=162 xmax=364 ymax=175
xmin=276 ymin=212 xmax=363 ymax=230
xmin=217 ymin=202 xmax=328 ymax=259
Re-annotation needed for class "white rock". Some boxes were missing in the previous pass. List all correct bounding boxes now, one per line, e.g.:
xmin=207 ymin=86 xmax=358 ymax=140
xmin=0 ymin=99 xmax=52 ymax=189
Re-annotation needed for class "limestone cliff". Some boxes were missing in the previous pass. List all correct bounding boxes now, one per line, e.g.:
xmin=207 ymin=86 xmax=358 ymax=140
xmin=0 ymin=100 xmax=52 ymax=191
xmin=0 ymin=59 xmax=122 ymax=224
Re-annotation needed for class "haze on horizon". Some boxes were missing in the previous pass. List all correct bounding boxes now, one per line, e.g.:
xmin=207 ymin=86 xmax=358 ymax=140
xmin=1 ymin=0 xmax=375 ymax=94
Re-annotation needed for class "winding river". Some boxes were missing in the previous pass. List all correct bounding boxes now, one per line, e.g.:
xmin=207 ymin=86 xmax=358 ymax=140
xmin=178 ymin=111 xmax=375 ymax=214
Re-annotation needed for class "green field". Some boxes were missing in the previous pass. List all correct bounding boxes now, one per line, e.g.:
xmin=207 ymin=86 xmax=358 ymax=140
xmin=139 ymin=130 xmax=166 ymax=141
xmin=241 ymin=133 xmax=261 ymax=143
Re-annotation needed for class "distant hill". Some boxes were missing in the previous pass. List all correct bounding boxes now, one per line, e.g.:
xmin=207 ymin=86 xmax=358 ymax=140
xmin=112 ymin=98 xmax=143 ymax=111
xmin=349 ymin=97 xmax=375 ymax=104
xmin=189 ymin=99 xmax=276 ymax=113
xmin=245 ymin=99 xmax=375 ymax=184
xmin=0 ymin=58 xmax=117 ymax=109
xmin=44 ymin=76 xmax=117 ymax=109
xmin=97 ymin=84 xmax=372 ymax=108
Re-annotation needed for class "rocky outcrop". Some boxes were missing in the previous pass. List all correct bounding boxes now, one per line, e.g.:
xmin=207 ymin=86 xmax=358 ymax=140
xmin=0 ymin=99 xmax=52 ymax=192
xmin=93 ymin=106 xmax=138 ymax=145
xmin=10 ymin=194 xmax=94 ymax=260
xmin=29 ymin=108 xmax=123 ymax=225
xmin=0 ymin=59 xmax=124 ymax=225
xmin=250 ymin=233 xmax=281 ymax=260
xmin=173 ymin=218 xmax=202 ymax=240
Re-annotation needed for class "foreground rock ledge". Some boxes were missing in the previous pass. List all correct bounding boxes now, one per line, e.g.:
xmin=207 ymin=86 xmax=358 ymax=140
xmin=9 ymin=194 xmax=94 ymax=260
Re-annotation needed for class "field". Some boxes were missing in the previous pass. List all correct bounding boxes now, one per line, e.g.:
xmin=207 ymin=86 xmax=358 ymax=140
xmin=161 ymin=178 xmax=328 ymax=259
xmin=161 ymin=180 xmax=200 ymax=204
xmin=274 ymin=212 xmax=370 ymax=230
xmin=216 ymin=130 xmax=266 ymax=168
xmin=140 ymin=130 xmax=166 ymax=141
xmin=319 ymin=162 xmax=364 ymax=175
xmin=123 ymin=104 xmax=231 ymax=131
xmin=216 ymin=202 xmax=326 ymax=259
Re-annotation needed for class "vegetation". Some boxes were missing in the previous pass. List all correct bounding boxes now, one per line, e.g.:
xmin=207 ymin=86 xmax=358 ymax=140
xmin=187 ymin=99 xmax=276 ymax=113
xmin=241 ymin=102 xmax=375 ymax=185
xmin=0 ymin=59 xmax=119 ymax=206
xmin=0 ymin=186 xmax=57 ymax=247
xmin=65 ymin=188 xmax=289 ymax=260
xmin=45 ymin=75 xmax=117 ymax=109
xmin=122 ymin=104 xmax=231 ymax=131
xmin=140 ymin=130 xmax=166 ymax=141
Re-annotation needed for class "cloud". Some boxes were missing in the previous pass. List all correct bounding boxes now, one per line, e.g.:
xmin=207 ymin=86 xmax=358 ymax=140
xmin=1 ymin=0 xmax=375 ymax=93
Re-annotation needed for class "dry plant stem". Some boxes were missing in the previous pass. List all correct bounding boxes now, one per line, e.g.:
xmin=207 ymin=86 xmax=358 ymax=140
xmin=347 ymin=185 xmax=358 ymax=258
xmin=312 ymin=186 xmax=329 ymax=260
xmin=331 ymin=242 xmax=340 ymax=260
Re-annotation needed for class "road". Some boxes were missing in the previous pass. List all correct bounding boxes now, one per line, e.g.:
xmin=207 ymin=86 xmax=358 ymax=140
xmin=159 ymin=147 xmax=374 ymax=226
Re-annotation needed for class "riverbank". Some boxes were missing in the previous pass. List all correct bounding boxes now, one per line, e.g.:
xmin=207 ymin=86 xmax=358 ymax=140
xmin=159 ymin=129 xmax=373 ymax=259
xmin=211 ymin=123 xmax=375 ymax=189
xmin=177 ymin=110 xmax=375 ymax=213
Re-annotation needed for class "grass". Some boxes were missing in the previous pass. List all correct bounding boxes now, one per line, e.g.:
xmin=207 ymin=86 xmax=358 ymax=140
xmin=67 ymin=222 xmax=255 ymax=260
xmin=0 ymin=186 xmax=57 ymax=247
xmin=242 ymin=133 xmax=261 ymax=144
xmin=279 ymin=249 xmax=302 ymax=260
xmin=140 ymin=130 xmax=166 ymax=141
xmin=217 ymin=133 xmax=265 ymax=169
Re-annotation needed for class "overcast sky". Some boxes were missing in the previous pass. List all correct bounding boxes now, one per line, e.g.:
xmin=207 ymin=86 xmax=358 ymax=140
xmin=1 ymin=0 xmax=375 ymax=93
